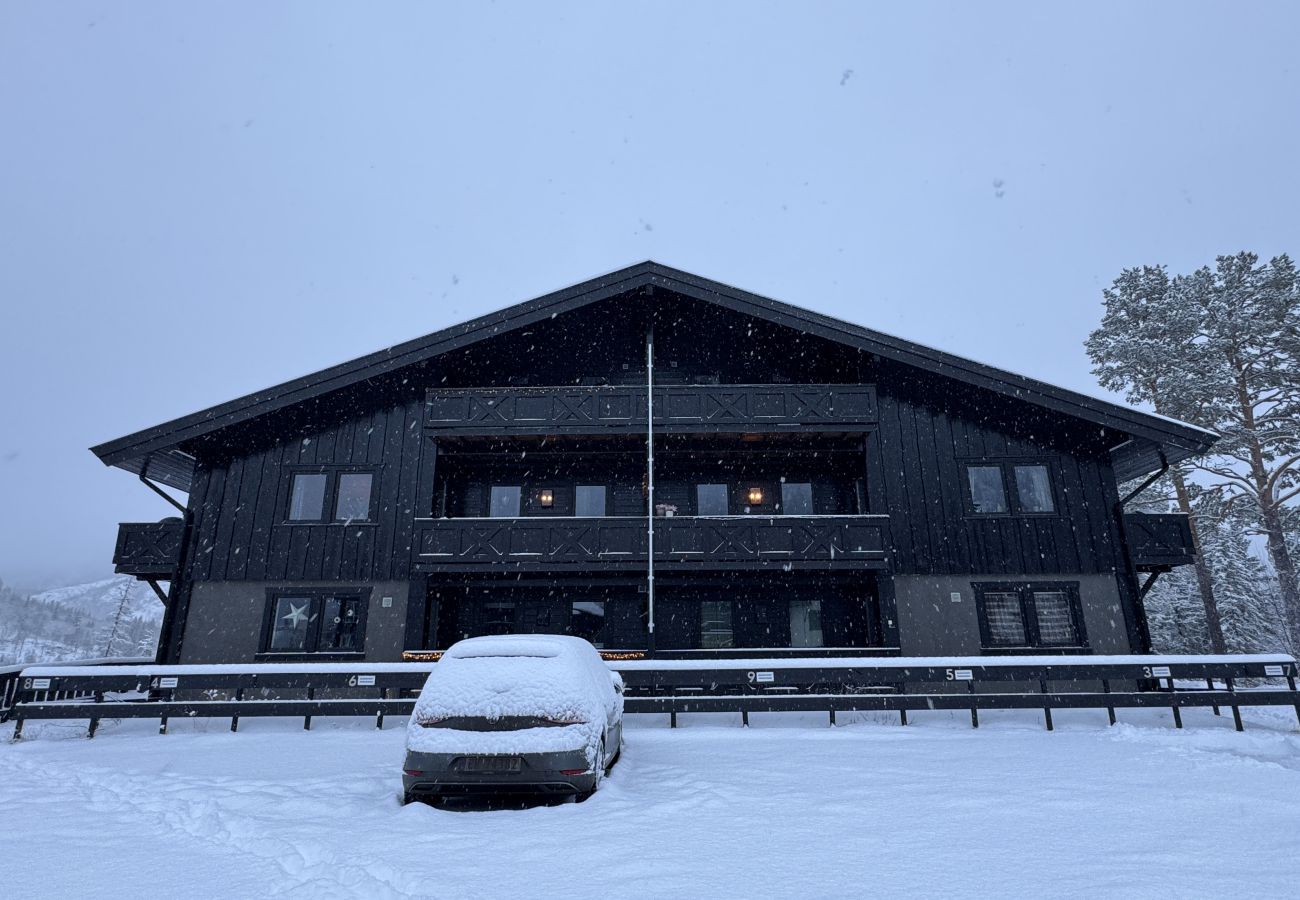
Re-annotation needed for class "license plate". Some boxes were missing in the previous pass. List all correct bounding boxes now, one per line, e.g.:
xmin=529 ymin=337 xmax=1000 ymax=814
xmin=459 ymin=756 xmax=523 ymax=773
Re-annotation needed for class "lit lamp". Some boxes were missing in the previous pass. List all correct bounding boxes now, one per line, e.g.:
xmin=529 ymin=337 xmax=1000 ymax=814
xmin=747 ymin=487 xmax=764 ymax=505
xmin=539 ymin=489 xmax=554 ymax=508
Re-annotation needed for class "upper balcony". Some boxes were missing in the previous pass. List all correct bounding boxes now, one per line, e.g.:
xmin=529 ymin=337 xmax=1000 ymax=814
xmin=113 ymin=520 xmax=185 ymax=579
xmin=1123 ymin=513 xmax=1197 ymax=571
xmin=412 ymin=515 xmax=890 ymax=573
xmin=424 ymin=383 xmax=878 ymax=436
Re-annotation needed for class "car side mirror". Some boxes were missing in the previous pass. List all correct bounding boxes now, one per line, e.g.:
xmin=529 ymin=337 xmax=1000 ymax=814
xmin=610 ymin=671 xmax=625 ymax=695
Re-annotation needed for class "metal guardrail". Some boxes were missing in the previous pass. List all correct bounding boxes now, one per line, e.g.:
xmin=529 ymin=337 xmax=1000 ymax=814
xmin=5 ymin=655 xmax=1298 ymax=739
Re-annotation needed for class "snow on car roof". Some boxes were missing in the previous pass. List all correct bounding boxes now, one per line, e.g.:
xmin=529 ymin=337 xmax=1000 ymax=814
xmin=443 ymin=634 xmax=591 ymax=660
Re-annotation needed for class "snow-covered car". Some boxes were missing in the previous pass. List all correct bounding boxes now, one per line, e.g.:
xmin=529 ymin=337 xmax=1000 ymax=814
xmin=402 ymin=635 xmax=624 ymax=803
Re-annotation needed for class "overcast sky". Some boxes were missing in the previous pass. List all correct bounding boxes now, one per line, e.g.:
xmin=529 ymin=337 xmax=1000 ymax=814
xmin=1 ymin=1 xmax=1297 ymax=590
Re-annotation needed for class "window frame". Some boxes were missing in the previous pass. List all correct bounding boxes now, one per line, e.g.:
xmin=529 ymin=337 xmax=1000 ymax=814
xmin=257 ymin=587 xmax=372 ymax=660
xmin=574 ymin=484 xmax=609 ymax=518
xmin=487 ymin=484 xmax=523 ymax=518
xmin=961 ymin=459 xmax=1060 ymax=517
xmin=779 ymin=481 xmax=815 ymax=516
xmin=696 ymin=483 xmax=730 ymax=516
xmin=284 ymin=466 xmax=379 ymax=524
xmin=973 ymin=581 xmax=1089 ymax=653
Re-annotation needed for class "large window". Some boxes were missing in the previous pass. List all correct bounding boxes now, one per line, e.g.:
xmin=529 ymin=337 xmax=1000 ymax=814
xmin=780 ymin=482 xmax=813 ymax=515
xmin=975 ymin=583 xmax=1086 ymax=650
xmin=287 ymin=470 xmax=375 ymax=522
xmin=489 ymin=485 xmax=522 ymax=517
xmin=263 ymin=591 xmax=368 ymax=656
xmin=697 ymin=484 xmax=729 ymax=516
xmin=700 ymin=600 xmax=734 ymax=648
xmin=289 ymin=473 xmax=328 ymax=521
xmin=964 ymin=462 xmax=1056 ymax=515
xmin=575 ymin=485 xmax=607 ymax=517
xmin=789 ymin=599 xmax=824 ymax=648
xmin=570 ymin=600 xmax=606 ymax=647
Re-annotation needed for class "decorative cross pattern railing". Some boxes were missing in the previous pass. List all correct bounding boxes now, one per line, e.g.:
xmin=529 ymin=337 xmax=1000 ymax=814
xmin=5 ymin=655 xmax=1296 ymax=739
xmin=113 ymin=520 xmax=185 ymax=578
xmin=424 ymin=384 xmax=878 ymax=434
xmin=1124 ymin=513 xmax=1197 ymax=571
xmin=412 ymin=515 xmax=890 ymax=571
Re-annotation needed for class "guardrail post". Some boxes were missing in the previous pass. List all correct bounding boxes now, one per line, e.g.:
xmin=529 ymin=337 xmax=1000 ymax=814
xmin=741 ymin=708 xmax=749 ymax=728
xmin=159 ymin=690 xmax=170 ymax=735
xmin=1168 ymin=678 xmax=1182 ymax=729
xmin=1207 ymin=678 xmax=1220 ymax=716
xmin=376 ymin=688 xmax=387 ymax=730
xmin=231 ymin=687 xmax=243 ymax=732
xmin=1289 ymin=674 xmax=1300 ymax=727
xmin=1039 ymin=679 xmax=1053 ymax=731
xmin=87 ymin=690 xmax=104 ymax=738
xmin=1225 ymin=677 xmax=1243 ymax=731
xmin=304 ymin=687 xmax=314 ymax=731
xmin=966 ymin=681 xmax=978 ymax=729
xmin=1102 ymin=679 xmax=1116 ymax=726
xmin=828 ymin=708 xmax=836 ymax=727
xmin=11 ymin=715 xmax=22 ymax=740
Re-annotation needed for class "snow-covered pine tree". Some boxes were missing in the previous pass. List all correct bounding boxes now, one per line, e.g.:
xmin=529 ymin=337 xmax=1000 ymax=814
xmin=1087 ymin=265 xmax=1226 ymax=650
xmin=1172 ymin=253 xmax=1300 ymax=650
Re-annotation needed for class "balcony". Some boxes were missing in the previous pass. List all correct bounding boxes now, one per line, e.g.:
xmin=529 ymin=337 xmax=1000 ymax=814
xmin=412 ymin=515 xmax=890 ymax=572
xmin=113 ymin=520 xmax=185 ymax=579
xmin=1124 ymin=513 xmax=1197 ymax=571
xmin=424 ymin=384 xmax=878 ymax=435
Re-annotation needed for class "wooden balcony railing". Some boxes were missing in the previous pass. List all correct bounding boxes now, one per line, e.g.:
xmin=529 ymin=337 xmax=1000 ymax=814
xmin=1123 ymin=513 xmax=1197 ymax=571
xmin=113 ymin=520 xmax=185 ymax=579
xmin=424 ymin=383 xmax=878 ymax=435
xmin=412 ymin=515 xmax=890 ymax=571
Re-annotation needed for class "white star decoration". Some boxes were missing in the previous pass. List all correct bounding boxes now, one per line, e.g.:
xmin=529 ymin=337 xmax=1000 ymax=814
xmin=281 ymin=602 xmax=310 ymax=628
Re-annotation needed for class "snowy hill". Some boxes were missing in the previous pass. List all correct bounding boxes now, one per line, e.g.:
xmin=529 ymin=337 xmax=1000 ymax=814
xmin=0 ymin=575 xmax=163 ymax=665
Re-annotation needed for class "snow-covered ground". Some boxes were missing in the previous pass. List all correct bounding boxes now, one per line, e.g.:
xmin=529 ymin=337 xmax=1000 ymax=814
xmin=3 ymin=707 xmax=1298 ymax=899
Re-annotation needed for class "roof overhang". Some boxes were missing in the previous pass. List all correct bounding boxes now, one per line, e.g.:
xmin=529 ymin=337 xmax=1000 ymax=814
xmin=91 ymin=261 xmax=1217 ymax=492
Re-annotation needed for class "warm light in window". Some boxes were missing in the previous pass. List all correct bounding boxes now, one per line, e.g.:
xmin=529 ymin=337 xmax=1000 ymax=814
xmin=539 ymin=489 xmax=554 ymax=508
xmin=747 ymin=487 xmax=764 ymax=505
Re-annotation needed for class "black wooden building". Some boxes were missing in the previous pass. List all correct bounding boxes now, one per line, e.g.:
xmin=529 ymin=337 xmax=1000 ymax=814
xmin=94 ymin=263 xmax=1214 ymax=663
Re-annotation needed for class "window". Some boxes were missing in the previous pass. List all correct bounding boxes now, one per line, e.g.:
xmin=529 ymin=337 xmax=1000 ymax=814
xmin=288 ymin=473 xmax=328 ymax=521
xmin=335 ymin=473 xmax=374 ymax=521
xmin=489 ymin=485 xmax=522 ymax=517
xmin=781 ymin=482 xmax=813 ymax=515
xmin=975 ymin=583 xmax=1086 ymax=650
xmin=264 ymin=591 xmax=368 ymax=655
xmin=966 ymin=466 xmax=1008 ymax=514
xmin=287 ymin=469 xmax=375 ymax=523
xmin=965 ymin=462 xmax=1056 ymax=515
xmin=483 ymin=601 xmax=516 ymax=634
xmin=700 ymin=600 xmax=734 ymax=648
xmin=575 ymin=485 xmax=607 ymax=517
xmin=1013 ymin=465 xmax=1055 ymax=513
xmin=789 ymin=599 xmax=823 ymax=648
xmin=569 ymin=600 xmax=606 ymax=647
xmin=697 ymin=484 xmax=729 ymax=516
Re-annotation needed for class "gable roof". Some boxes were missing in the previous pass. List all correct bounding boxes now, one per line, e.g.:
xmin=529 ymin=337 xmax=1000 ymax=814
xmin=91 ymin=261 xmax=1216 ymax=490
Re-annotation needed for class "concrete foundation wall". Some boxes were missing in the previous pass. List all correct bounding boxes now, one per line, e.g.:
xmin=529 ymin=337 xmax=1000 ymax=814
xmin=180 ymin=581 xmax=411 ymax=664
xmin=893 ymin=573 xmax=1130 ymax=657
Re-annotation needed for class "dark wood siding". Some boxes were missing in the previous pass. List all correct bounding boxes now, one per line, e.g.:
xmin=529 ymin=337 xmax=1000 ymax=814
xmin=874 ymin=364 xmax=1125 ymax=577
xmin=187 ymin=393 xmax=426 ymax=584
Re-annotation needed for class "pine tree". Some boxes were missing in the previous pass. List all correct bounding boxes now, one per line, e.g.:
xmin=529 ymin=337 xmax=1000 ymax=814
xmin=1087 ymin=265 xmax=1226 ymax=650
xmin=1088 ymin=253 xmax=1300 ymax=652
xmin=1174 ymin=254 xmax=1300 ymax=649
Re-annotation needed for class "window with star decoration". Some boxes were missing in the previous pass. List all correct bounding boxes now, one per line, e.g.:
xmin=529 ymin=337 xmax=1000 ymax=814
xmin=263 ymin=590 xmax=369 ymax=655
